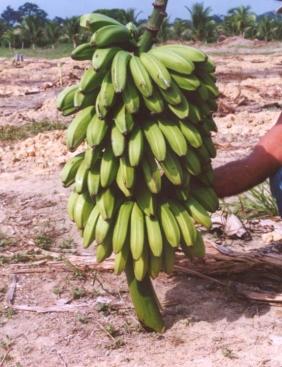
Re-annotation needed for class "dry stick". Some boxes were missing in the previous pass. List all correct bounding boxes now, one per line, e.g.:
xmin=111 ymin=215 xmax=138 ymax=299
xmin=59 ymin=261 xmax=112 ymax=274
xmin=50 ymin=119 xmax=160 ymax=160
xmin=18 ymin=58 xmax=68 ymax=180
xmin=5 ymin=274 xmax=17 ymax=305
xmin=0 ymin=348 xmax=12 ymax=367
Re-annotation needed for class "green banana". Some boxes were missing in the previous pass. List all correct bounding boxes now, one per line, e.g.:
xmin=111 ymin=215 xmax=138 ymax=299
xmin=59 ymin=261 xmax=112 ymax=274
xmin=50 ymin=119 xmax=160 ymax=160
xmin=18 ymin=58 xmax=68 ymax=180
xmin=168 ymin=95 xmax=190 ymax=119
xmin=143 ymin=119 xmax=166 ymax=162
xmin=57 ymin=85 xmax=78 ymax=111
xmin=160 ymin=149 xmax=183 ymax=186
xmin=113 ymin=201 xmax=134 ymax=253
xmin=73 ymin=90 xmax=95 ymax=109
xmin=192 ymin=187 xmax=219 ymax=213
xmin=67 ymin=191 xmax=79 ymax=222
xmin=158 ymin=117 xmax=188 ymax=157
xmin=128 ymin=126 xmax=144 ymax=167
xmin=149 ymin=254 xmax=163 ymax=279
xmin=87 ymin=161 xmax=100 ymax=197
xmin=202 ymin=134 xmax=217 ymax=158
xmin=96 ymin=232 xmax=113 ymax=263
xmin=159 ymin=80 xmax=183 ymax=106
xmin=73 ymin=193 xmax=93 ymax=230
xmin=97 ymin=71 xmax=115 ymax=110
xmin=60 ymin=153 xmax=84 ymax=187
xmin=114 ymin=241 xmax=130 ymax=275
xmin=189 ymin=103 xmax=202 ymax=123
xmin=111 ymin=50 xmax=131 ymax=93
xmin=150 ymin=47 xmax=195 ymax=75
xmin=86 ymin=114 xmax=108 ymax=147
xmin=134 ymin=246 xmax=149 ymax=281
xmin=140 ymin=53 xmax=171 ymax=90
xmin=171 ymin=72 xmax=200 ymax=91
xmin=119 ymin=156 xmax=135 ymax=189
xmin=122 ymin=75 xmax=140 ymax=114
xmin=80 ymin=13 xmax=121 ymax=33
xmin=84 ymin=146 xmax=99 ymax=169
xmin=71 ymin=43 xmax=94 ymax=61
xmin=185 ymin=197 xmax=212 ymax=229
xmin=97 ymin=188 xmax=116 ymax=220
xmin=169 ymin=200 xmax=197 ymax=247
xmin=135 ymin=184 xmax=156 ymax=217
xmin=114 ymin=104 xmax=134 ymax=135
xmin=67 ymin=106 xmax=95 ymax=152
xmin=91 ymin=24 xmax=132 ymax=48
xmin=143 ymin=87 xmax=165 ymax=114
xmin=111 ymin=126 xmax=125 ymax=157
xmin=159 ymin=202 xmax=180 ymax=248
xmin=163 ymin=240 xmax=175 ymax=274
xmin=130 ymin=203 xmax=145 ymax=260
xmin=129 ymin=56 xmax=153 ymax=98
xmin=182 ymin=150 xmax=202 ymax=176
xmin=83 ymin=204 xmax=100 ymax=248
xmin=79 ymin=68 xmax=104 ymax=93
xmin=100 ymin=146 xmax=118 ymax=188
xmin=141 ymin=153 xmax=161 ymax=194
xmin=92 ymin=47 xmax=119 ymax=71
xmin=95 ymin=214 xmax=111 ymax=244
xmin=145 ymin=216 xmax=163 ymax=257
xmin=116 ymin=165 xmax=134 ymax=197
xmin=162 ymin=45 xmax=207 ymax=63
xmin=179 ymin=121 xmax=203 ymax=148
xmin=75 ymin=159 xmax=89 ymax=194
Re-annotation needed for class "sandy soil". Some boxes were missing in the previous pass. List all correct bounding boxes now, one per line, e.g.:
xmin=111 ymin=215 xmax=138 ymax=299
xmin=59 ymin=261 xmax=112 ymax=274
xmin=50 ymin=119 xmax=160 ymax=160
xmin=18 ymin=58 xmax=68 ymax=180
xmin=1 ymin=39 xmax=282 ymax=367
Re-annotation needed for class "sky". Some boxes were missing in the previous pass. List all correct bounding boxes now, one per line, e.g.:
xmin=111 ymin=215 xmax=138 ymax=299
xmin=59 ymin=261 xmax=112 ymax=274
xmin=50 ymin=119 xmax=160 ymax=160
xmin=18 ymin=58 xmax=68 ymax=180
xmin=0 ymin=0 xmax=279 ymax=19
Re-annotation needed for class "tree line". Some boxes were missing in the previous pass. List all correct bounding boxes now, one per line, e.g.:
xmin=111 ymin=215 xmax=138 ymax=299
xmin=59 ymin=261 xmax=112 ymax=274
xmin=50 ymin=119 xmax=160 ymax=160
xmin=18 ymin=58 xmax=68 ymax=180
xmin=0 ymin=2 xmax=281 ymax=49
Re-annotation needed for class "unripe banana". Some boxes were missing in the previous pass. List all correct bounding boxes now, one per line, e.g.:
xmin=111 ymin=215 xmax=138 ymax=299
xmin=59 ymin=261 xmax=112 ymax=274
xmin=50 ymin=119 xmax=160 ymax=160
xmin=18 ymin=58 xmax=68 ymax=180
xmin=95 ymin=92 xmax=108 ymax=120
xmin=96 ymin=235 xmax=113 ymax=263
xmin=192 ymin=187 xmax=219 ymax=213
xmin=185 ymin=197 xmax=212 ymax=229
xmin=91 ymin=24 xmax=132 ymax=48
xmin=86 ymin=114 xmax=108 ymax=147
xmin=160 ymin=149 xmax=183 ymax=186
xmin=143 ymin=119 xmax=166 ymax=162
xmin=97 ymin=188 xmax=116 ymax=220
xmin=114 ymin=240 xmax=130 ymax=275
xmin=73 ymin=193 xmax=93 ymax=230
xmin=189 ymin=103 xmax=202 ymax=123
xmin=80 ymin=13 xmax=121 ymax=33
xmin=114 ymin=104 xmax=134 ymax=135
xmin=92 ymin=47 xmax=119 ymax=71
xmin=71 ymin=43 xmax=95 ymax=61
xmin=149 ymin=47 xmax=195 ymax=75
xmin=129 ymin=56 xmax=153 ymax=98
xmin=67 ymin=191 xmax=79 ymax=222
xmin=168 ymin=95 xmax=190 ymax=119
xmin=84 ymin=146 xmax=100 ymax=169
xmin=60 ymin=153 xmax=84 ymax=187
xmin=169 ymin=200 xmax=197 ymax=247
xmin=116 ymin=165 xmax=134 ymax=197
xmin=113 ymin=201 xmax=134 ymax=253
xmin=143 ymin=88 xmax=165 ymax=114
xmin=182 ymin=150 xmax=202 ymax=176
xmin=141 ymin=154 xmax=161 ymax=194
xmin=95 ymin=214 xmax=111 ymax=244
xmin=145 ymin=216 xmax=163 ymax=257
xmin=57 ymin=85 xmax=78 ymax=111
xmin=100 ymin=146 xmax=118 ymax=188
xmin=163 ymin=240 xmax=175 ymax=274
xmin=111 ymin=126 xmax=125 ymax=157
xmin=158 ymin=80 xmax=183 ymax=106
xmin=87 ymin=161 xmax=100 ymax=197
xmin=122 ymin=75 xmax=140 ymax=114
xmin=75 ymin=159 xmax=89 ymax=194
xmin=119 ymin=156 xmax=135 ymax=189
xmin=171 ymin=72 xmax=200 ymax=91
xmin=179 ymin=121 xmax=203 ymax=148
xmin=97 ymin=71 xmax=115 ymax=110
xmin=130 ymin=203 xmax=145 ymax=260
xmin=161 ymin=45 xmax=207 ymax=63
xmin=83 ymin=204 xmax=100 ymax=248
xmin=134 ymin=246 xmax=149 ymax=282
xmin=203 ymin=118 xmax=218 ymax=133
xmin=159 ymin=202 xmax=180 ymax=248
xmin=74 ymin=90 xmax=96 ymax=109
xmin=67 ymin=106 xmax=95 ymax=152
xmin=111 ymin=50 xmax=131 ymax=93
xmin=202 ymin=134 xmax=217 ymax=158
xmin=128 ymin=125 xmax=144 ymax=167
xmin=136 ymin=184 xmax=156 ymax=217
xmin=158 ymin=117 xmax=188 ymax=157
xmin=140 ymin=53 xmax=171 ymax=90
xmin=149 ymin=254 xmax=163 ymax=279
xmin=79 ymin=68 xmax=104 ymax=93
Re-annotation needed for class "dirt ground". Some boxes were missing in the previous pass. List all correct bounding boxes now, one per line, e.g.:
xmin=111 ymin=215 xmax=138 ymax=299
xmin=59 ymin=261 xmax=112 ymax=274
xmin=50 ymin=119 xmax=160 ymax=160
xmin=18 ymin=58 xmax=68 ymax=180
xmin=1 ymin=38 xmax=282 ymax=367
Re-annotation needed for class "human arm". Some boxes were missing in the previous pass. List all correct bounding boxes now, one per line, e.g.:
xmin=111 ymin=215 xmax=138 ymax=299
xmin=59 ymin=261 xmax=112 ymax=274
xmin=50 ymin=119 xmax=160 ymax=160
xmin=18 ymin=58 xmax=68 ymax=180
xmin=213 ymin=113 xmax=282 ymax=198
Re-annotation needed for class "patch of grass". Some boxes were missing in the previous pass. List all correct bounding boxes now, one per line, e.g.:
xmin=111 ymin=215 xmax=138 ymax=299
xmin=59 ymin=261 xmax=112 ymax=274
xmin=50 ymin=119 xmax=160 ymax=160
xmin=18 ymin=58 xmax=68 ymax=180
xmin=52 ymin=286 xmax=63 ymax=296
xmin=72 ymin=287 xmax=87 ymax=300
xmin=221 ymin=182 xmax=278 ymax=219
xmin=34 ymin=234 xmax=53 ymax=251
xmin=0 ymin=44 xmax=73 ymax=59
xmin=221 ymin=347 xmax=239 ymax=359
xmin=76 ymin=313 xmax=90 ymax=324
xmin=0 ymin=232 xmax=14 ymax=248
xmin=0 ymin=121 xmax=66 ymax=142
xmin=59 ymin=238 xmax=74 ymax=250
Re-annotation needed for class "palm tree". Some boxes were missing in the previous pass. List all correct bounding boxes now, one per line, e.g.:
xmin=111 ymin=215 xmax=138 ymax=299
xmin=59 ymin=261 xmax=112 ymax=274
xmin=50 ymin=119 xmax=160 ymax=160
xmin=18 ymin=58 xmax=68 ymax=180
xmin=63 ymin=17 xmax=80 ymax=48
xmin=185 ymin=3 xmax=217 ymax=42
xmin=1 ymin=28 xmax=17 ymax=49
xmin=20 ymin=16 xmax=43 ymax=48
xmin=44 ymin=21 xmax=62 ymax=48
xmin=224 ymin=6 xmax=256 ymax=37
xmin=123 ymin=8 xmax=143 ymax=24
xmin=172 ymin=18 xmax=191 ymax=40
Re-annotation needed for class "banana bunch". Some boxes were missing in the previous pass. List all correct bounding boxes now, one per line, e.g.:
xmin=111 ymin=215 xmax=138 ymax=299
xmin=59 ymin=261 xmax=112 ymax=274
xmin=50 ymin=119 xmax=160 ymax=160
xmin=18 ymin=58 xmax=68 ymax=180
xmin=58 ymin=12 xmax=219 ymax=332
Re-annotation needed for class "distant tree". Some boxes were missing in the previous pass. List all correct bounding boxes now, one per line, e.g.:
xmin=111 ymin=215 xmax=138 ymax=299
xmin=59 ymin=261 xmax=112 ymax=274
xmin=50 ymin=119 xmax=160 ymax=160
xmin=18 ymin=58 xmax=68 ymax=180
xmin=224 ymin=6 xmax=256 ymax=37
xmin=1 ymin=6 xmax=21 ymax=26
xmin=94 ymin=8 xmax=128 ymax=24
xmin=20 ymin=16 xmax=43 ymax=48
xmin=0 ymin=19 xmax=8 ymax=38
xmin=44 ymin=21 xmax=62 ymax=48
xmin=18 ymin=2 xmax=48 ymax=21
xmin=257 ymin=17 xmax=275 ymax=41
xmin=1 ymin=28 xmax=18 ymax=48
xmin=171 ymin=18 xmax=190 ymax=40
xmin=63 ymin=17 xmax=80 ymax=48
xmin=123 ymin=8 xmax=142 ymax=24
xmin=185 ymin=3 xmax=217 ymax=42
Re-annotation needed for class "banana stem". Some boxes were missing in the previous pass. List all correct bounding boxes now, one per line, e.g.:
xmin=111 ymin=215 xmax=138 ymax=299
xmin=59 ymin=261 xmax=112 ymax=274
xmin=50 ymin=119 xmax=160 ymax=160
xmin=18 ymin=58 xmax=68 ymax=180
xmin=138 ymin=0 xmax=169 ymax=53
xmin=125 ymin=259 xmax=165 ymax=332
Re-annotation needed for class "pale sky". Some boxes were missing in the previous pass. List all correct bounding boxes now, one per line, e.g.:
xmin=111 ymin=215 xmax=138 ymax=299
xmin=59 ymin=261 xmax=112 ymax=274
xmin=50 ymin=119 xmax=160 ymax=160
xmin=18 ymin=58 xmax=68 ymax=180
xmin=0 ymin=0 xmax=279 ymax=19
